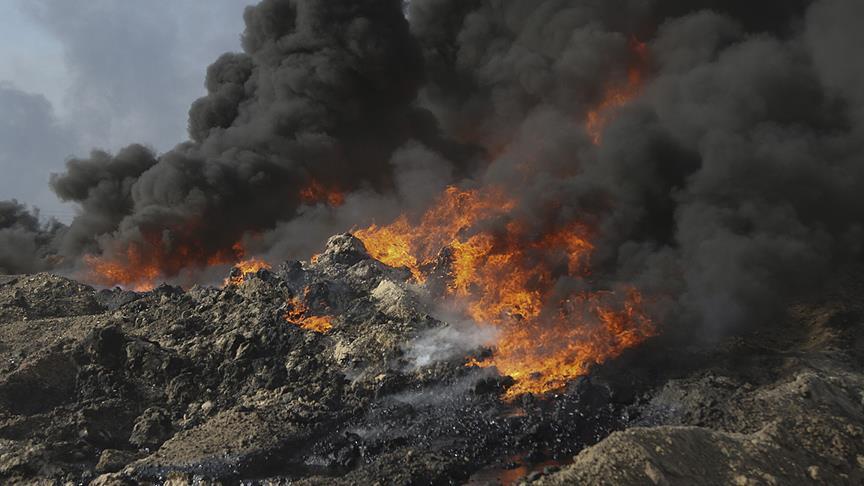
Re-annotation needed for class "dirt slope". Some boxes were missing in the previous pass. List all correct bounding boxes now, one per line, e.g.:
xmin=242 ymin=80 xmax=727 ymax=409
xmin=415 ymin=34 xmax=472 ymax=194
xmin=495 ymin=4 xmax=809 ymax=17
xmin=1 ymin=236 xmax=862 ymax=485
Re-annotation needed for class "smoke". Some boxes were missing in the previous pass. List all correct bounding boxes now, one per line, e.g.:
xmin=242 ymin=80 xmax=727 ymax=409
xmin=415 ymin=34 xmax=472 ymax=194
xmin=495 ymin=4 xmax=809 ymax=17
xmin=405 ymin=309 xmax=499 ymax=369
xmin=45 ymin=0 xmax=472 ymax=278
xmin=0 ymin=201 xmax=62 ymax=274
xmin=400 ymin=0 xmax=864 ymax=336
xmin=5 ymin=0 xmax=864 ymax=337
xmin=50 ymin=144 xmax=159 ymax=257
xmin=0 ymin=83 xmax=75 ymax=216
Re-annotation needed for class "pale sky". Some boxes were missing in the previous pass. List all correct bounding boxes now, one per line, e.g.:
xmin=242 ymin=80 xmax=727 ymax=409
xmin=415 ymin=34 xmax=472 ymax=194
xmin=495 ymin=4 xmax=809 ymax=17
xmin=0 ymin=0 xmax=256 ymax=220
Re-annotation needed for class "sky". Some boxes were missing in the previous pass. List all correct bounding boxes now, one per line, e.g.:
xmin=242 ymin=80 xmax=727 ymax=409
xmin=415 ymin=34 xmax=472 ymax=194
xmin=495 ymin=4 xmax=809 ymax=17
xmin=0 ymin=0 xmax=256 ymax=221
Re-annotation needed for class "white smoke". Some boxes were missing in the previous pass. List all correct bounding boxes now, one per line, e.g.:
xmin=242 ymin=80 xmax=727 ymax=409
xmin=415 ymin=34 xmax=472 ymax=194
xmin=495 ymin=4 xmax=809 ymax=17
xmin=405 ymin=304 xmax=499 ymax=369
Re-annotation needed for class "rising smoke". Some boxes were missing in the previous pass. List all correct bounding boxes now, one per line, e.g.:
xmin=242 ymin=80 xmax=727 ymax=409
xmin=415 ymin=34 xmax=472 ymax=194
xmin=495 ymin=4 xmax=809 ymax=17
xmin=0 ymin=200 xmax=62 ymax=274
xmin=2 ymin=0 xmax=863 ymax=336
xmin=408 ymin=0 xmax=864 ymax=335
xmin=48 ymin=0 xmax=475 ymax=280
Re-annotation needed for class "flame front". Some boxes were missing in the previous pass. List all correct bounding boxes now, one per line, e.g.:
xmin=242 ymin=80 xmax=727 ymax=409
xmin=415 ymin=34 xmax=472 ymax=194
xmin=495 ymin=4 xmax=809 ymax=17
xmin=355 ymin=187 xmax=655 ymax=399
xmin=284 ymin=288 xmax=335 ymax=333
xmin=84 ymin=235 xmax=244 ymax=291
xmin=354 ymin=186 xmax=516 ymax=281
xmin=84 ymin=178 xmax=345 ymax=290
xmin=224 ymin=258 xmax=272 ymax=287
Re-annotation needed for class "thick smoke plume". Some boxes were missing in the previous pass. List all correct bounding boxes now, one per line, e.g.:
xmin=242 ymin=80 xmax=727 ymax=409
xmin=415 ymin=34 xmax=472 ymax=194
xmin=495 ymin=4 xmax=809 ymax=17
xmin=3 ymin=0 xmax=864 ymax=338
xmin=408 ymin=0 xmax=864 ymax=336
xmin=0 ymin=201 xmax=62 ymax=274
xmin=47 ymin=0 xmax=473 ymax=284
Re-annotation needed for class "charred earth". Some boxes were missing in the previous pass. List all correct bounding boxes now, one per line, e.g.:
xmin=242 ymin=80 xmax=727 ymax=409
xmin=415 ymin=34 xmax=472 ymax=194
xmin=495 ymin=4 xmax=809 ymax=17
xmin=1 ymin=234 xmax=863 ymax=485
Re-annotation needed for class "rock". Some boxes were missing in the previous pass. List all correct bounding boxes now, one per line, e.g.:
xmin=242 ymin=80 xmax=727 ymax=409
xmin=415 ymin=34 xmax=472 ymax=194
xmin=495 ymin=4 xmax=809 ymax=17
xmin=533 ymin=413 xmax=864 ymax=485
xmin=315 ymin=234 xmax=370 ymax=267
xmin=96 ymin=450 xmax=142 ymax=474
xmin=89 ymin=473 xmax=137 ymax=486
xmin=371 ymin=279 xmax=418 ymax=319
xmin=129 ymin=409 xmax=299 ymax=480
xmin=527 ymin=470 xmax=544 ymax=481
xmin=129 ymin=408 xmax=173 ymax=449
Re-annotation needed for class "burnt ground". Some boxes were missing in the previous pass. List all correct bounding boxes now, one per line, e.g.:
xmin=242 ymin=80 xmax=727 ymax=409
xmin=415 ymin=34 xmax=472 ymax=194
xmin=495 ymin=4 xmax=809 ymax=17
xmin=0 ymin=234 xmax=863 ymax=485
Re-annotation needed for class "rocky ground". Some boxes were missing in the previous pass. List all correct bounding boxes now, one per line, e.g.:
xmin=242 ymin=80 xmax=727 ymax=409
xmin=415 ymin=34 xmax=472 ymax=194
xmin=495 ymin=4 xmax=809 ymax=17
xmin=0 ymin=234 xmax=862 ymax=485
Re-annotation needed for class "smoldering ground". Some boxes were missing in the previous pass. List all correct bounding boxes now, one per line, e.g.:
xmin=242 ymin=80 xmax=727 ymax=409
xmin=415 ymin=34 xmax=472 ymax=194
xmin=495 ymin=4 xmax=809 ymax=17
xmin=2 ymin=0 xmax=864 ymax=339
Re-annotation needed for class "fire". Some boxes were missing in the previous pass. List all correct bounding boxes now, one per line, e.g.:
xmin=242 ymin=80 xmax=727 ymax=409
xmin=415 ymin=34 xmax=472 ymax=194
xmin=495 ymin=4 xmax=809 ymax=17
xmin=300 ymin=179 xmax=346 ymax=207
xmin=469 ymin=290 xmax=653 ymax=399
xmin=224 ymin=258 xmax=271 ymax=287
xmin=284 ymin=288 xmax=335 ymax=333
xmin=586 ymin=38 xmax=650 ymax=145
xmin=84 ymin=250 xmax=163 ymax=293
xmin=84 ymin=233 xmax=244 ymax=291
xmin=81 ymin=38 xmax=655 ymax=397
xmin=354 ymin=186 xmax=655 ymax=399
xmin=84 ymin=178 xmax=344 ymax=290
xmin=354 ymin=186 xmax=516 ymax=280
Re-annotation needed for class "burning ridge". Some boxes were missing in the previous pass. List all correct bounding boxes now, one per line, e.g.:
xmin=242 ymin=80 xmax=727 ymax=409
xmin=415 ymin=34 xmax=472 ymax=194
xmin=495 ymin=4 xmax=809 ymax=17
xmin=102 ymin=182 xmax=655 ymax=401
xmin=355 ymin=186 xmax=655 ymax=398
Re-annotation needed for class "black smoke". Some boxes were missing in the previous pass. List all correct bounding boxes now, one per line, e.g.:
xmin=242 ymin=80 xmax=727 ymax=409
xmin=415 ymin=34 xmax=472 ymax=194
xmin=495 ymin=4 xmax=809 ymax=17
xmin=5 ymin=0 xmax=864 ymax=335
xmin=408 ymin=0 xmax=864 ymax=334
xmin=48 ymin=0 xmax=471 ymax=279
xmin=0 ymin=201 xmax=62 ymax=274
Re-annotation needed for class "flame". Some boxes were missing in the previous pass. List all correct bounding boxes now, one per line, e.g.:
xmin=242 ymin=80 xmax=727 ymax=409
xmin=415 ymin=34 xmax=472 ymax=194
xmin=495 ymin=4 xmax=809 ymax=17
xmin=469 ymin=290 xmax=653 ymax=399
xmin=81 ymin=38 xmax=655 ymax=396
xmin=84 ymin=178 xmax=344 ymax=290
xmin=354 ymin=186 xmax=516 ymax=280
xmin=355 ymin=186 xmax=655 ymax=399
xmin=84 ymin=251 xmax=162 ymax=293
xmin=586 ymin=38 xmax=650 ymax=145
xmin=224 ymin=258 xmax=272 ymax=287
xmin=284 ymin=288 xmax=335 ymax=333
xmin=300 ymin=179 xmax=346 ymax=207
xmin=84 ymin=233 xmax=244 ymax=291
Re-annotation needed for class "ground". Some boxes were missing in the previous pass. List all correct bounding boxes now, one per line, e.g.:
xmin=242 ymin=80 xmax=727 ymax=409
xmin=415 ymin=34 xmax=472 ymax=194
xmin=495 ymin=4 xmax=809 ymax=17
xmin=0 ymin=236 xmax=862 ymax=485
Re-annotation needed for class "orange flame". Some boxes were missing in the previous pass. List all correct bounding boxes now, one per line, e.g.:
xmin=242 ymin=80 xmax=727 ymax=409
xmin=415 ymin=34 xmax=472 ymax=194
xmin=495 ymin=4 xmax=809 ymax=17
xmin=354 ymin=186 xmax=516 ymax=280
xmin=84 ymin=179 xmax=343 ymax=290
xmin=586 ymin=38 xmax=650 ymax=145
xmin=284 ymin=288 xmax=335 ymax=333
xmin=300 ymin=179 xmax=346 ymax=207
xmin=84 ymin=234 xmax=244 ymax=291
xmin=354 ymin=186 xmax=655 ymax=399
xmin=224 ymin=258 xmax=272 ymax=287
xmin=469 ymin=290 xmax=653 ymax=399
xmin=84 ymin=251 xmax=162 ymax=293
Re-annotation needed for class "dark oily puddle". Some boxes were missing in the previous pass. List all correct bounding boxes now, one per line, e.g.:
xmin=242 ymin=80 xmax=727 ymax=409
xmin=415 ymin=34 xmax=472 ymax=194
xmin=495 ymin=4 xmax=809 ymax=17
xmin=465 ymin=453 xmax=566 ymax=485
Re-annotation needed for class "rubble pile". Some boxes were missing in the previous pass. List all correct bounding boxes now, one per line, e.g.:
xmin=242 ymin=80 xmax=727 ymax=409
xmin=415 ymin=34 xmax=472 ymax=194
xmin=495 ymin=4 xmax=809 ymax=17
xmin=1 ymin=235 xmax=863 ymax=485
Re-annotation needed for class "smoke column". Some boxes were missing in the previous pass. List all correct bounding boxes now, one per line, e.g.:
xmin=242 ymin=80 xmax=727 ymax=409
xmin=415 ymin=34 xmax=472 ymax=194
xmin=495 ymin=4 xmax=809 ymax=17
xmin=407 ymin=0 xmax=864 ymax=335
xmin=0 ymin=200 xmax=62 ymax=274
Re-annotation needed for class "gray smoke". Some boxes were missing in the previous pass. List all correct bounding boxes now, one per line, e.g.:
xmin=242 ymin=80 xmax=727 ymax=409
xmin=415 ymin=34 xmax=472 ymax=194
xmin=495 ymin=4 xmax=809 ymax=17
xmin=0 ymin=200 xmax=62 ymax=274
xmin=4 ymin=0 xmax=863 ymax=337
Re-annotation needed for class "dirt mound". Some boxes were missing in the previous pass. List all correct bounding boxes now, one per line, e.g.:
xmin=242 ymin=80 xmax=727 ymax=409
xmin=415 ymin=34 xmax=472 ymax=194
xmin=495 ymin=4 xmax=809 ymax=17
xmin=1 ymin=236 xmax=863 ymax=485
